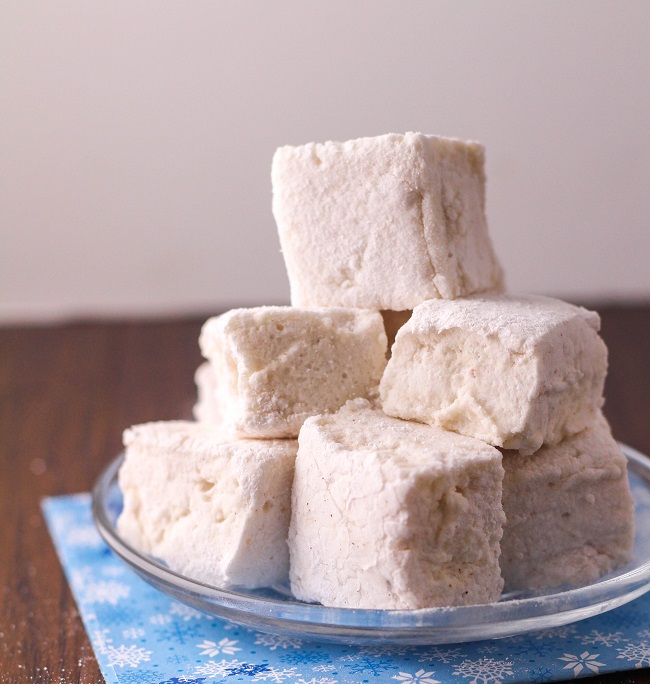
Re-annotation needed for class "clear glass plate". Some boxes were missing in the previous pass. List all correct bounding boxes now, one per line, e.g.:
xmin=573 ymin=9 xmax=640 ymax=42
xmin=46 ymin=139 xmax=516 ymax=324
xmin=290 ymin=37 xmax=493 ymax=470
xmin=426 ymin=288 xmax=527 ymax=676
xmin=92 ymin=444 xmax=650 ymax=646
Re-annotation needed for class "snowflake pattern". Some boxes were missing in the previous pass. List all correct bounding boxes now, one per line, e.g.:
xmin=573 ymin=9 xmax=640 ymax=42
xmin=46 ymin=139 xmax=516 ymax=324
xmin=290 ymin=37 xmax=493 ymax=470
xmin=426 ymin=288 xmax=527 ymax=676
xmin=528 ymin=666 xmax=553 ymax=683
xmin=227 ymin=663 xmax=271 ymax=677
xmin=69 ymin=564 xmax=94 ymax=585
xmin=343 ymin=656 xmax=398 ymax=676
xmin=251 ymin=665 xmax=299 ymax=682
xmin=339 ymin=653 xmax=360 ymax=662
xmin=66 ymin=524 xmax=103 ymax=547
xmin=254 ymin=632 xmax=303 ymax=650
xmin=197 ymin=638 xmax=241 ymax=656
xmin=509 ymin=640 xmax=556 ymax=659
xmin=558 ymin=651 xmax=605 ymax=676
xmin=166 ymin=651 xmax=190 ymax=667
xmin=82 ymin=580 xmax=130 ymax=605
xmin=533 ymin=625 xmax=579 ymax=641
xmin=393 ymin=668 xmax=441 ymax=683
xmin=41 ymin=494 xmax=650 ymax=684
xmin=155 ymin=622 xmax=204 ymax=644
xmin=194 ymin=658 xmax=244 ymax=677
xmin=280 ymin=649 xmax=331 ymax=666
xmin=92 ymin=628 xmax=113 ymax=655
xmin=477 ymin=645 xmax=501 ymax=655
xmin=118 ymin=670 xmax=170 ymax=684
xmin=105 ymin=644 xmax=153 ymax=668
xmin=122 ymin=627 xmax=145 ymax=639
xmin=418 ymin=646 xmax=467 ymax=664
xmin=170 ymin=602 xmax=205 ymax=621
xmin=452 ymin=657 xmax=514 ymax=684
xmin=580 ymin=629 xmax=625 ymax=647
xmin=616 ymin=641 xmax=650 ymax=668
xmin=101 ymin=564 xmax=126 ymax=577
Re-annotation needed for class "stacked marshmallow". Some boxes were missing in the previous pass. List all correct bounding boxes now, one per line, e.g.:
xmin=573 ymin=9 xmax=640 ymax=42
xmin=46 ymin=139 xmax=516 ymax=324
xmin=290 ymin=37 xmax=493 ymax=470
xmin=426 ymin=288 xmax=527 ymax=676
xmin=117 ymin=133 xmax=634 ymax=609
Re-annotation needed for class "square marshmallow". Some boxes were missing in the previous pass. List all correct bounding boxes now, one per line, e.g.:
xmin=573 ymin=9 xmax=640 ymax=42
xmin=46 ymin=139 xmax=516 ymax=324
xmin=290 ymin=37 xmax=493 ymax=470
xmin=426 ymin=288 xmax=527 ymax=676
xmin=380 ymin=294 xmax=608 ymax=454
xmin=501 ymin=413 xmax=635 ymax=590
xmin=117 ymin=421 xmax=297 ymax=589
xmin=199 ymin=307 xmax=387 ymax=438
xmin=289 ymin=399 xmax=505 ymax=609
xmin=272 ymin=133 xmax=503 ymax=310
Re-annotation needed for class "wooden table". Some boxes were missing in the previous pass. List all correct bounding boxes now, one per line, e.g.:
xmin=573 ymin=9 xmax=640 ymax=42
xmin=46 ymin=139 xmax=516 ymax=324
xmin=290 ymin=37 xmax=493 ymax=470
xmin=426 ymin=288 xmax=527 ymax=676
xmin=1 ymin=307 xmax=649 ymax=683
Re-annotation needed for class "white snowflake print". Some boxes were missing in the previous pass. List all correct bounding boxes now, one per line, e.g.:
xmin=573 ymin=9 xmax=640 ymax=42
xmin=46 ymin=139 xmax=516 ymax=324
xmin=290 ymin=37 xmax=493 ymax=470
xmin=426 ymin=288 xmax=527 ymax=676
xmin=617 ymin=641 xmax=650 ymax=668
xmin=50 ymin=510 xmax=76 ymax=537
xmin=122 ymin=627 xmax=145 ymax=639
xmin=66 ymin=524 xmax=103 ymax=547
xmin=312 ymin=664 xmax=336 ymax=673
xmin=92 ymin=629 xmax=113 ymax=655
xmin=170 ymin=601 xmax=205 ymax=621
xmin=194 ymin=658 xmax=244 ymax=677
xmin=339 ymin=654 xmax=360 ymax=662
xmin=82 ymin=580 xmax=130 ymax=605
xmin=418 ymin=646 xmax=467 ymax=664
xmin=580 ymin=629 xmax=624 ymax=647
xmin=150 ymin=613 xmax=172 ymax=625
xmin=477 ymin=645 xmax=501 ymax=655
xmin=105 ymin=644 xmax=152 ymax=668
xmin=559 ymin=651 xmax=605 ymax=676
xmin=295 ymin=678 xmax=338 ymax=684
xmin=393 ymin=668 xmax=441 ymax=683
xmin=100 ymin=564 xmax=126 ymax=577
xmin=452 ymin=657 xmax=514 ymax=684
xmin=254 ymin=633 xmax=303 ymax=650
xmin=533 ymin=624 xmax=578 ymax=641
xmin=197 ymin=638 xmax=242 ymax=656
xmin=70 ymin=566 xmax=94 ymax=589
xmin=252 ymin=666 xmax=299 ymax=682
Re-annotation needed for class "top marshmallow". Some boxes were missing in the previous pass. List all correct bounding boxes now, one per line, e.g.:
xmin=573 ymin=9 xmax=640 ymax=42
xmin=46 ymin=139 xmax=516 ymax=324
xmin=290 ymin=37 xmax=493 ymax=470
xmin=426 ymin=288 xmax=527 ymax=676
xmin=272 ymin=132 xmax=504 ymax=310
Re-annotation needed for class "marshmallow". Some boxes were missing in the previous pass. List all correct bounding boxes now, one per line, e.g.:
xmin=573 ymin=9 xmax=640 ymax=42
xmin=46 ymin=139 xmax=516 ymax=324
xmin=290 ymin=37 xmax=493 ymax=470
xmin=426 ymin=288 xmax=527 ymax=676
xmin=289 ymin=400 xmax=505 ymax=609
xmin=117 ymin=421 xmax=297 ymax=589
xmin=199 ymin=306 xmax=387 ymax=438
xmin=380 ymin=294 xmax=607 ymax=454
xmin=272 ymin=133 xmax=503 ymax=310
xmin=501 ymin=414 xmax=635 ymax=590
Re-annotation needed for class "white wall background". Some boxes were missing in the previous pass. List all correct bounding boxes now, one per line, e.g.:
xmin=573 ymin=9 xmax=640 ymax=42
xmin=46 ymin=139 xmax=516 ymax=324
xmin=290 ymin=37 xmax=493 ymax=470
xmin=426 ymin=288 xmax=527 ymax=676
xmin=2 ymin=1 xmax=649 ymax=322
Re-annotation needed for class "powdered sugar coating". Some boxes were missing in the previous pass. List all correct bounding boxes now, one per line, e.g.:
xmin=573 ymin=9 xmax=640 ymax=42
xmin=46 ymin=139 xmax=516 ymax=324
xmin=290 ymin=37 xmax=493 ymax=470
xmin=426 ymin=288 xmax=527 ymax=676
xmin=501 ymin=413 xmax=635 ymax=590
xmin=199 ymin=306 xmax=387 ymax=438
xmin=289 ymin=399 xmax=504 ymax=609
xmin=119 ymin=420 xmax=297 ymax=589
xmin=380 ymin=294 xmax=607 ymax=454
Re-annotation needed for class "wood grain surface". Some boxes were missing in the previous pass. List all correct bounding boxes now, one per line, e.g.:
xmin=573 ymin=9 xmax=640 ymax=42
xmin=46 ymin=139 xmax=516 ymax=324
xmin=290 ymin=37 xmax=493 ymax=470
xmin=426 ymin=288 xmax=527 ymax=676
xmin=1 ymin=307 xmax=649 ymax=683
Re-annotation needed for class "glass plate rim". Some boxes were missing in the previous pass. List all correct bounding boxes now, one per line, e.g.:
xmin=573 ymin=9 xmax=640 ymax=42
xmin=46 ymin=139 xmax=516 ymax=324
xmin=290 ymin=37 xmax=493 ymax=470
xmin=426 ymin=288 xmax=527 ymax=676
xmin=92 ymin=443 xmax=650 ymax=644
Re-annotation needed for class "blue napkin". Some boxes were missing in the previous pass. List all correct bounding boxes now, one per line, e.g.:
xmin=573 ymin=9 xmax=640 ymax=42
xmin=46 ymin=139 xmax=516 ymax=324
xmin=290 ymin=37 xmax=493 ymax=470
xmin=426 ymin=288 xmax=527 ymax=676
xmin=43 ymin=494 xmax=650 ymax=684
